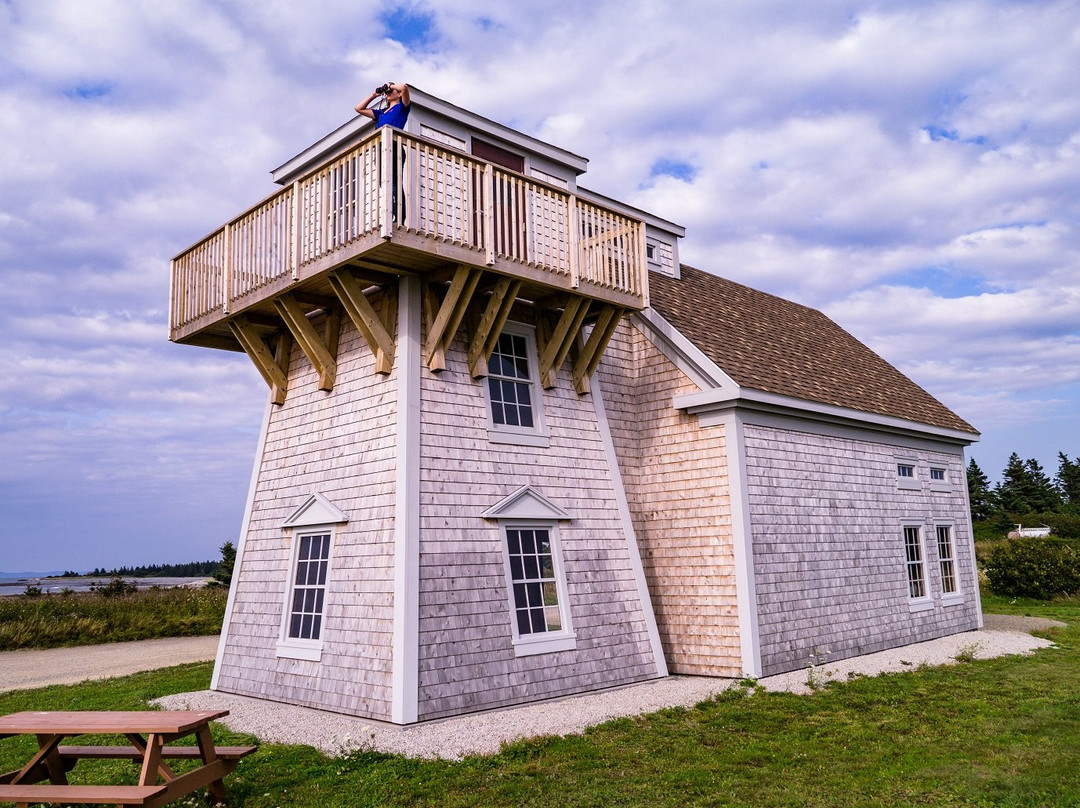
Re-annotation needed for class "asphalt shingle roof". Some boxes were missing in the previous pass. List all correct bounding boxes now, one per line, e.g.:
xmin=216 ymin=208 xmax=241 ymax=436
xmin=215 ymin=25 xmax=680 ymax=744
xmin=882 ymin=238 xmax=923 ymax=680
xmin=648 ymin=265 xmax=978 ymax=435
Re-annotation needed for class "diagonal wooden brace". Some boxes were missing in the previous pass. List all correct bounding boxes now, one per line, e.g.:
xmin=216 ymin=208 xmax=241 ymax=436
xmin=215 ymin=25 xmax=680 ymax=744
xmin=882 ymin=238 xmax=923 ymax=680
xmin=328 ymin=270 xmax=396 ymax=374
xmin=424 ymin=266 xmax=482 ymax=371
xmin=572 ymin=305 xmax=625 ymax=395
xmin=274 ymin=293 xmax=338 ymax=391
xmin=538 ymin=296 xmax=590 ymax=389
xmin=229 ymin=316 xmax=290 ymax=404
xmin=468 ymin=277 xmax=521 ymax=378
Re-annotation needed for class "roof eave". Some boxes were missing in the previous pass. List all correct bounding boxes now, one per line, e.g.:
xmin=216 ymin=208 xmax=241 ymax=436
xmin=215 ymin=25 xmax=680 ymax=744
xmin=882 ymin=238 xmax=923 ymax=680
xmin=675 ymin=387 xmax=981 ymax=446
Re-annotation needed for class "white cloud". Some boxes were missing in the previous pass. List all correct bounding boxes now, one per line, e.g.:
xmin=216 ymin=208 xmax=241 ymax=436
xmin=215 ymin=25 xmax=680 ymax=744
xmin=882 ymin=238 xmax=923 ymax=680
xmin=1 ymin=0 xmax=1079 ymax=568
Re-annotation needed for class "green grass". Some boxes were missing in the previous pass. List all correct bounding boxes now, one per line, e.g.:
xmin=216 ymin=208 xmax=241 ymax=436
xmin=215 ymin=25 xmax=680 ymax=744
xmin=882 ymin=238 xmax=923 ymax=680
xmin=1 ymin=597 xmax=1077 ymax=807
xmin=0 ymin=587 xmax=227 ymax=651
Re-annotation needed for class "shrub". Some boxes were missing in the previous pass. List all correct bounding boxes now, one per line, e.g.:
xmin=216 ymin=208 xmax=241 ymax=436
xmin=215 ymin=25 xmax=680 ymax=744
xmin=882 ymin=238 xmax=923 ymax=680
xmin=984 ymin=537 xmax=1080 ymax=599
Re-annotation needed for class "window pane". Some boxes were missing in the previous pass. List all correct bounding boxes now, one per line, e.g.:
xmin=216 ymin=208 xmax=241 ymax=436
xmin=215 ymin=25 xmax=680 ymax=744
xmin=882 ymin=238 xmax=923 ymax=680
xmin=520 ymin=530 xmax=536 ymax=554
xmin=530 ymin=608 xmax=546 ymax=633
xmin=526 ymin=582 xmax=542 ymax=607
xmin=523 ymin=554 xmax=539 ymax=579
xmin=509 ymin=555 xmax=524 ymax=581
xmin=545 ymin=606 xmax=562 ymax=631
xmin=513 ymin=582 xmax=527 ymax=608
xmin=507 ymin=529 xmax=521 ymax=554
xmin=517 ymin=609 xmax=532 ymax=635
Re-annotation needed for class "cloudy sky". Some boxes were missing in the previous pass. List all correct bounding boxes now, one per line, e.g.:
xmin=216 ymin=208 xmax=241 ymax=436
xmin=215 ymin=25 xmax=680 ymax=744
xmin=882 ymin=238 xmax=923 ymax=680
xmin=2 ymin=0 xmax=1077 ymax=572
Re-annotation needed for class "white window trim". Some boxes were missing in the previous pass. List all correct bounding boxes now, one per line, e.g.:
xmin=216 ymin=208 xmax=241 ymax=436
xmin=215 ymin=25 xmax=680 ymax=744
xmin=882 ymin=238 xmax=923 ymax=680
xmin=485 ymin=321 xmax=549 ymax=448
xmin=896 ymin=459 xmax=921 ymax=491
xmin=276 ymin=526 xmax=335 ymax=662
xmin=935 ymin=520 xmax=964 ymax=606
xmin=929 ymin=466 xmax=951 ymax=493
xmin=902 ymin=522 xmax=934 ymax=612
xmin=499 ymin=520 xmax=576 ymax=657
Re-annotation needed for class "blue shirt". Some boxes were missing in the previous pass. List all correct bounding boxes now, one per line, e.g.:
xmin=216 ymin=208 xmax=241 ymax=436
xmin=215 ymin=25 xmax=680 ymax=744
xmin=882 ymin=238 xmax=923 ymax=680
xmin=373 ymin=102 xmax=411 ymax=129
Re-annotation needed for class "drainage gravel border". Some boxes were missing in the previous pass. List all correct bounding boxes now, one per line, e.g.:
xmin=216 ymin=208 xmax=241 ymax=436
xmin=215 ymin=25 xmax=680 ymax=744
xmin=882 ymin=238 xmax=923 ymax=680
xmin=155 ymin=625 xmax=1058 ymax=760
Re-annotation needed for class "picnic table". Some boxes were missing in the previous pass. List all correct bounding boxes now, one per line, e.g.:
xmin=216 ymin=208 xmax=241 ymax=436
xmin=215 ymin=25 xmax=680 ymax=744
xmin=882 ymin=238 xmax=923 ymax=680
xmin=0 ymin=710 xmax=255 ymax=807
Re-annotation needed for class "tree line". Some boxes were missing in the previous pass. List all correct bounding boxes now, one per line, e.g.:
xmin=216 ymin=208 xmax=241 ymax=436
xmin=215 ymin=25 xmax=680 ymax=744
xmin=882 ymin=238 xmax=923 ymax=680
xmin=968 ymin=451 xmax=1080 ymax=525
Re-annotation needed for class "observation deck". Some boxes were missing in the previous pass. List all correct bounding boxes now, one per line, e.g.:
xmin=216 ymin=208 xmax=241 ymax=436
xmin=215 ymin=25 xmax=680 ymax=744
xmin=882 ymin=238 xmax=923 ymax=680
xmin=169 ymin=93 xmax=676 ymax=401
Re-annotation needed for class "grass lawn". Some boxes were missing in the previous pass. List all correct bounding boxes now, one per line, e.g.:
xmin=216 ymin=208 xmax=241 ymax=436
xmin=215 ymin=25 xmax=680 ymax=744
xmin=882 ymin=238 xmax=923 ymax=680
xmin=1 ymin=595 xmax=1077 ymax=807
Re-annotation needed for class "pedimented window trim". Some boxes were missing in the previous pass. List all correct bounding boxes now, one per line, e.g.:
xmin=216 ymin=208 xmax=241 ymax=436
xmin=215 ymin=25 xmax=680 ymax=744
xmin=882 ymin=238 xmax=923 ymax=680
xmin=480 ymin=485 xmax=573 ymax=521
xmin=281 ymin=493 xmax=349 ymax=530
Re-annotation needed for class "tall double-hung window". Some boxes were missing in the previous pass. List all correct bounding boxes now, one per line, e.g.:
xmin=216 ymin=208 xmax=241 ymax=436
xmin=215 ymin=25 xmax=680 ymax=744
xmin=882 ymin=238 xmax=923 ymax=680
xmin=486 ymin=323 xmax=547 ymax=446
xmin=936 ymin=522 xmax=963 ymax=604
xmin=276 ymin=493 xmax=348 ymax=662
xmin=903 ymin=524 xmax=932 ymax=611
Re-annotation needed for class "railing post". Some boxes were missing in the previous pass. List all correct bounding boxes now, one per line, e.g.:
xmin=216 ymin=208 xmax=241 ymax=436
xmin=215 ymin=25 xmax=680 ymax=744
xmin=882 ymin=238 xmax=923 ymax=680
xmin=568 ymin=195 xmax=580 ymax=289
xmin=290 ymin=181 xmax=301 ymax=279
xmin=482 ymin=163 xmax=495 ymax=266
xmin=380 ymin=127 xmax=394 ymax=240
xmin=222 ymin=223 xmax=233 ymax=315
xmin=637 ymin=220 xmax=649 ymax=308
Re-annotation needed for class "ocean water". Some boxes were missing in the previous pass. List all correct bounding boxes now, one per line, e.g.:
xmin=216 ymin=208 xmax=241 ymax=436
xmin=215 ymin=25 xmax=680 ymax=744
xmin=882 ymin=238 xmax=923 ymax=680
xmin=0 ymin=576 xmax=210 ymax=596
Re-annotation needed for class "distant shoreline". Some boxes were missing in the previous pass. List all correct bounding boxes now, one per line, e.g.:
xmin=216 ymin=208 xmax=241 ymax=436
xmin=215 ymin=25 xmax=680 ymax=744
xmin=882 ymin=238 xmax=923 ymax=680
xmin=0 ymin=576 xmax=212 ymax=596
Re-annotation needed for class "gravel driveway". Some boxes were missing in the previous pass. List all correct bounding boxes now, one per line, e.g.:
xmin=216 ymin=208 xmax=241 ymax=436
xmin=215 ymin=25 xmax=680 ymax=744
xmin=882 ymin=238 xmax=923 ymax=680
xmin=0 ymin=635 xmax=219 ymax=691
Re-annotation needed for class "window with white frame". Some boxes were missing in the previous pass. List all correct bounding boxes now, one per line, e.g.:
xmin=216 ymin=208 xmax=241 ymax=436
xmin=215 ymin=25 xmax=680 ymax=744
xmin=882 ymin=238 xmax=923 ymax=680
xmin=486 ymin=324 xmax=547 ymax=446
xmin=903 ymin=524 xmax=932 ymax=609
xmin=936 ymin=524 xmax=961 ymax=600
xmin=929 ymin=466 xmax=951 ymax=492
xmin=277 ymin=530 xmax=333 ymax=660
xmin=896 ymin=461 xmax=921 ymax=490
xmin=502 ymin=523 xmax=575 ymax=655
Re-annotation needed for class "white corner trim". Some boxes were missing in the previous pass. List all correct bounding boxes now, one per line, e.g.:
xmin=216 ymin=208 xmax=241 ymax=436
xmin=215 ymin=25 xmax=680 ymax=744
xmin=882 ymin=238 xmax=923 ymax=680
xmin=392 ymin=275 xmax=421 ymax=724
xmin=211 ymin=393 xmax=275 ymax=691
xmin=716 ymin=410 xmax=762 ymax=679
xmin=591 ymin=372 xmax=668 ymax=678
xmin=481 ymin=484 xmax=573 ymax=521
xmin=632 ymin=308 xmax=739 ymax=394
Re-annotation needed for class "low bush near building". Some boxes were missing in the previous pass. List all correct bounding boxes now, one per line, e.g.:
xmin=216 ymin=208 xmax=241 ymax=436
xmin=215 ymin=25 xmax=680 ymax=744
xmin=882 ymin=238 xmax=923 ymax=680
xmin=984 ymin=537 xmax=1080 ymax=599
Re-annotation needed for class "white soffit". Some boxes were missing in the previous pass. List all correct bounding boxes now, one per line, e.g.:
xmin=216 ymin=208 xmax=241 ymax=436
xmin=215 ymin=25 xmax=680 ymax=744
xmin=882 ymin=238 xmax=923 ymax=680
xmin=282 ymin=492 xmax=349 ymax=529
xmin=480 ymin=485 xmax=573 ymax=521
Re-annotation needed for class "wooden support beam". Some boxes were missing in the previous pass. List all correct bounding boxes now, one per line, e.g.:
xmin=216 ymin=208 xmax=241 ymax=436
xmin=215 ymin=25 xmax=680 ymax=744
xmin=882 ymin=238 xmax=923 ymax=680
xmin=422 ymin=285 xmax=446 ymax=372
xmin=468 ymin=277 xmax=521 ymax=378
xmin=271 ymin=330 xmax=292 ymax=405
xmin=328 ymin=270 xmax=396 ymax=374
xmin=273 ymin=293 xmax=338 ymax=391
xmin=423 ymin=265 xmax=482 ymax=371
xmin=538 ymin=296 xmax=590 ymax=389
xmin=572 ymin=305 xmax=625 ymax=395
xmin=229 ymin=316 xmax=290 ymax=403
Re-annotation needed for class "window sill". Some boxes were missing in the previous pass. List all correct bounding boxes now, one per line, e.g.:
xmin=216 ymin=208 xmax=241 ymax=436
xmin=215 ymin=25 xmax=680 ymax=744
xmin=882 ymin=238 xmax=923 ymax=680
xmin=942 ymin=594 xmax=965 ymax=607
xmin=897 ymin=479 xmax=922 ymax=491
xmin=275 ymin=641 xmax=323 ymax=662
xmin=907 ymin=598 xmax=935 ymax=613
xmin=512 ymin=633 xmax=577 ymax=657
xmin=929 ymin=483 xmax=952 ymax=493
xmin=488 ymin=429 xmax=551 ymax=448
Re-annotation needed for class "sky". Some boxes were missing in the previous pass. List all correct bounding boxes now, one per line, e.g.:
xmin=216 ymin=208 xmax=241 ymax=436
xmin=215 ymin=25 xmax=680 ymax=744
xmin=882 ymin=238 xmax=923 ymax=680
xmin=1 ymin=0 xmax=1078 ymax=572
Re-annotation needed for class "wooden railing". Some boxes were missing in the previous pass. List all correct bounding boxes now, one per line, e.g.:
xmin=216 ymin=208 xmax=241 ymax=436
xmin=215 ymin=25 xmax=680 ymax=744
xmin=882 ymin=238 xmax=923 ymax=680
xmin=171 ymin=129 xmax=647 ymax=332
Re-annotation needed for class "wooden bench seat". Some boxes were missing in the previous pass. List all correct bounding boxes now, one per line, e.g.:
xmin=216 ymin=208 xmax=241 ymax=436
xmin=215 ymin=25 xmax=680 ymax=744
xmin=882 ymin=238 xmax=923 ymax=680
xmin=57 ymin=744 xmax=256 ymax=761
xmin=0 ymin=783 xmax=166 ymax=805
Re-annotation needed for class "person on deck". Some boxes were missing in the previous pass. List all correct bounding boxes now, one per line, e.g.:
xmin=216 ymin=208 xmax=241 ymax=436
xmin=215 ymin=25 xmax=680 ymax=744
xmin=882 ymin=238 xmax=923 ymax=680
xmin=355 ymin=82 xmax=411 ymax=128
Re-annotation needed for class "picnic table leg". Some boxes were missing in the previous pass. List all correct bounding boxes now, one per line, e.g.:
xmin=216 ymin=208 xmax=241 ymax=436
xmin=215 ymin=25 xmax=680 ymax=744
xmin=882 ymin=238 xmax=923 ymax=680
xmin=195 ymin=724 xmax=228 ymax=804
xmin=12 ymin=734 xmax=66 ymax=785
xmin=127 ymin=733 xmax=177 ymax=785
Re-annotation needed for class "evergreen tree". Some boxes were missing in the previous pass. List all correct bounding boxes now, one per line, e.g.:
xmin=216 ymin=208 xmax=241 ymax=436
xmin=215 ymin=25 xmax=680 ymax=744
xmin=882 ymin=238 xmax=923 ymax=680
xmin=996 ymin=453 xmax=1061 ymax=515
xmin=1058 ymin=452 xmax=1080 ymax=511
xmin=966 ymin=458 xmax=994 ymax=521
xmin=211 ymin=541 xmax=236 ymax=588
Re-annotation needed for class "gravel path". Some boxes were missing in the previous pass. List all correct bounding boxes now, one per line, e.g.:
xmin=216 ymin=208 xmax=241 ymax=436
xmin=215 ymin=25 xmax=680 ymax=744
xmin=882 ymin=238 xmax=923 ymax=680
xmin=0 ymin=636 xmax=219 ymax=691
xmin=155 ymin=624 xmax=1060 ymax=760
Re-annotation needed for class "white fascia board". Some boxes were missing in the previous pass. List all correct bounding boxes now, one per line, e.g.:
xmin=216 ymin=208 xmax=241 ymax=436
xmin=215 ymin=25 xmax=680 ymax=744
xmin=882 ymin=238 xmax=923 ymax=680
xmin=631 ymin=308 xmax=740 ymax=394
xmin=675 ymin=386 xmax=981 ymax=446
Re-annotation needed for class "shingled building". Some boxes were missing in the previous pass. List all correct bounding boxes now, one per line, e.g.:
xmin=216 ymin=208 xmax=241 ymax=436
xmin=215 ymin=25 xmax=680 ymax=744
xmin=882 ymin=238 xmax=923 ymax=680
xmin=170 ymin=90 xmax=981 ymax=723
